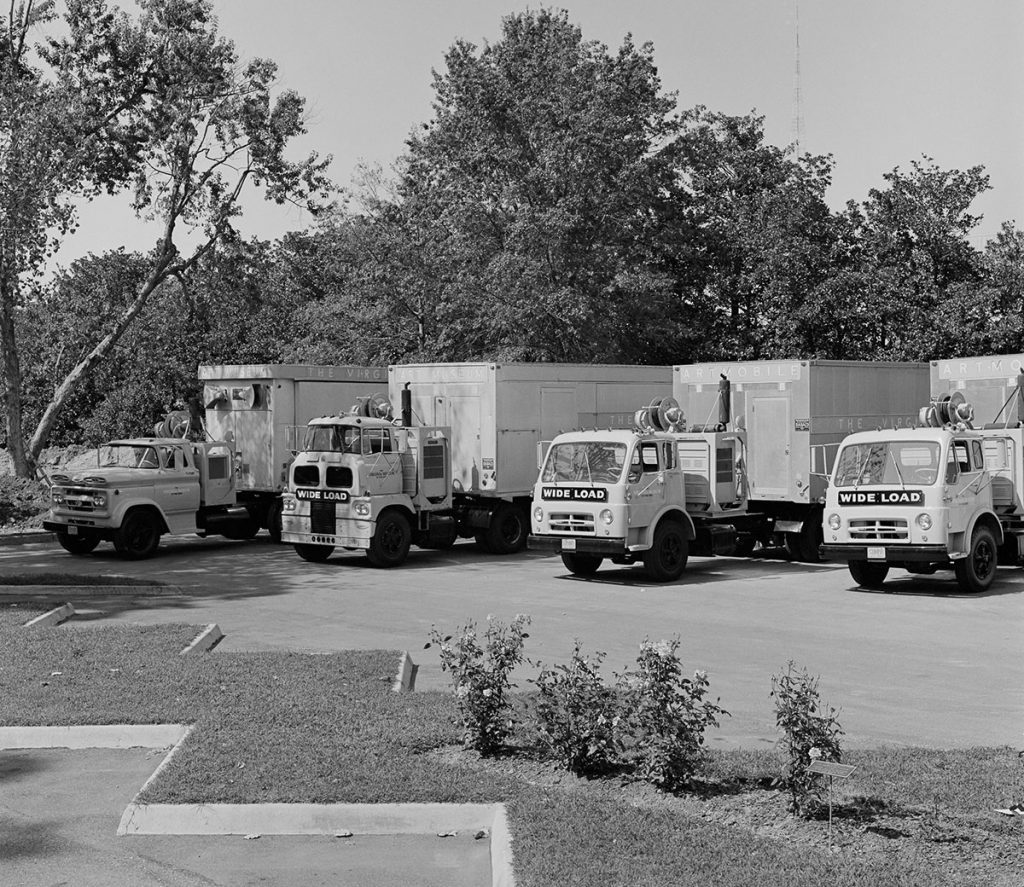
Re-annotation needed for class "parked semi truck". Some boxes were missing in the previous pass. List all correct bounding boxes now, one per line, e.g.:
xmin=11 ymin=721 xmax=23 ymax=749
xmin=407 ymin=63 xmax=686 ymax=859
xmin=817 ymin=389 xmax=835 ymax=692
xmin=199 ymin=364 xmax=385 ymax=539
xmin=528 ymin=392 xmax=759 ymax=579
xmin=279 ymin=362 xmax=672 ymax=566
xmin=821 ymin=353 xmax=1024 ymax=592
xmin=672 ymin=360 xmax=930 ymax=560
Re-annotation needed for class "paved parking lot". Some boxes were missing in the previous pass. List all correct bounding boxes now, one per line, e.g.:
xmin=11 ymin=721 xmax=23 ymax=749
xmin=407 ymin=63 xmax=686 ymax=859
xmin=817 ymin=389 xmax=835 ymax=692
xmin=2 ymin=535 xmax=1021 ymax=749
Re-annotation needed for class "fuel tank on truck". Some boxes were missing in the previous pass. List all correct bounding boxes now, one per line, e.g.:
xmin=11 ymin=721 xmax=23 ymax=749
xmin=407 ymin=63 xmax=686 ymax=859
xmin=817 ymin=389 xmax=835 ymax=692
xmin=199 ymin=364 xmax=386 ymax=494
xmin=388 ymin=363 xmax=673 ymax=498
xmin=672 ymin=360 xmax=931 ymax=507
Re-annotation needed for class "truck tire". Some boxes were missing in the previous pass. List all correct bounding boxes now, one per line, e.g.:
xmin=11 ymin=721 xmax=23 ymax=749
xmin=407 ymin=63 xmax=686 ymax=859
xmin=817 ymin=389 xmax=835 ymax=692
xmin=483 ymin=503 xmax=528 ymax=555
xmin=848 ymin=561 xmax=888 ymax=589
xmin=56 ymin=531 xmax=99 ymax=555
xmin=112 ymin=510 xmax=161 ymax=560
xmin=366 ymin=510 xmax=411 ymax=568
xmin=295 ymin=543 xmax=333 ymax=562
xmin=561 ymin=553 xmax=603 ymax=576
xmin=784 ymin=519 xmax=824 ymax=563
xmin=268 ymin=500 xmax=284 ymax=544
xmin=643 ymin=521 xmax=688 ymax=582
xmin=954 ymin=526 xmax=998 ymax=593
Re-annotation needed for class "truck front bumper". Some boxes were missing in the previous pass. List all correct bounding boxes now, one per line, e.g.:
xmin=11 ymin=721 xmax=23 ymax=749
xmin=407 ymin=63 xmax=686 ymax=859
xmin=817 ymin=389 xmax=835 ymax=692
xmin=819 ymin=544 xmax=950 ymax=564
xmin=528 ymin=535 xmax=627 ymax=556
xmin=43 ymin=519 xmax=116 ymax=541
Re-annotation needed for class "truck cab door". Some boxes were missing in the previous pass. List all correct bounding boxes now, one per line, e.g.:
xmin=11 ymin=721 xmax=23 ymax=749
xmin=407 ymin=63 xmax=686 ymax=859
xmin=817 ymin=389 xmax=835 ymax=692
xmin=627 ymin=441 xmax=667 ymax=536
xmin=155 ymin=445 xmax=201 ymax=530
xmin=945 ymin=438 xmax=985 ymax=554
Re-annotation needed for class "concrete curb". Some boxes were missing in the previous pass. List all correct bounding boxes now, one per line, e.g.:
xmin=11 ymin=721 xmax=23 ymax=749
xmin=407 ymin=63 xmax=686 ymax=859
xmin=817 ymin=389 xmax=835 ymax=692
xmin=118 ymin=801 xmax=504 ymax=836
xmin=0 ymin=584 xmax=183 ymax=597
xmin=391 ymin=650 xmax=418 ymax=692
xmin=0 ymin=531 xmax=54 ymax=546
xmin=180 ymin=623 xmax=223 ymax=656
xmin=23 ymin=602 xmax=75 ymax=627
xmin=0 ymin=724 xmax=189 ymax=749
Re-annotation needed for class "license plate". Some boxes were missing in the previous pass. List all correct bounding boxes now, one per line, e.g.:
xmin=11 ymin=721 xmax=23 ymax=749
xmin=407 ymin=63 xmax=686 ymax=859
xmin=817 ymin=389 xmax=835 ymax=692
xmin=68 ymin=525 xmax=78 ymax=536
xmin=867 ymin=546 xmax=885 ymax=561
xmin=561 ymin=538 xmax=577 ymax=552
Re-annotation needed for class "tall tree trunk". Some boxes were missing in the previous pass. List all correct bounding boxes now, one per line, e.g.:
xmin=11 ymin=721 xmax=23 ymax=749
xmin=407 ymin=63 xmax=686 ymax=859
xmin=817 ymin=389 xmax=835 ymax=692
xmin=0 ymin=272 xmax=32 ymax=477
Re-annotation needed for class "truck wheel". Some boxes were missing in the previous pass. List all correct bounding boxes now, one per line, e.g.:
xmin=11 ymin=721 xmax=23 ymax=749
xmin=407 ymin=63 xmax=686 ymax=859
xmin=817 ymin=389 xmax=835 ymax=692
xmin=954 ymin=526 xmax=998 ymax=593
xmin=268 ymin=500 xmax=283 ymax=544
xmin=798 ymin=519 xmax=824 ymax=563
xmin=484 ymin=503 xmax=528 ymax=554
xmin=366 ymin=511 xmax=411 ymax=568
xmin=56 ymin=531 xmax=99 ymax=555
xmin=643 ymin=521 xmax=688 ymax=582
xmin=112 ymin=510 xmax=161 ymax=560
xmin=561 ymin=553 xmax=603 ymax=576
xmin=295 ymin=543 xmax=333 ymax=562
xmin=848 ymin=561 xmax=888 ymax=589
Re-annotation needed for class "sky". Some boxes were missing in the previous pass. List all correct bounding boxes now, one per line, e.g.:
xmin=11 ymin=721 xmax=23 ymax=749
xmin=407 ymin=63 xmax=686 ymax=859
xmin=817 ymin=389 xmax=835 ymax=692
xmin=59 ymin=0 xmax=1022 ymax=265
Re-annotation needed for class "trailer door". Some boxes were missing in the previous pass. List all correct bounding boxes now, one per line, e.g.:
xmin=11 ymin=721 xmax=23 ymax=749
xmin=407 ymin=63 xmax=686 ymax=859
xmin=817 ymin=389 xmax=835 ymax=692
xmin=749 ymin=395 xmax=790 ymax=498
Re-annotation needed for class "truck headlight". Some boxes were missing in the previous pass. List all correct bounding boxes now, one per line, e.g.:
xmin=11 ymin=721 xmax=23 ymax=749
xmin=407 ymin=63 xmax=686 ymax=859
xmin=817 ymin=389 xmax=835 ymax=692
xmin=533 ymin=506 xmax=543 ymax=523
xmin=599 ymin=509 xmax=614 ymax=525
xmin=353 ymin=500 xmax=371 ymax=517
xmin=916 ymin=513 xmax=932 ymax=530
xmin=51 ymin=490 xmax=65 ymax=505
xmin=282 ymin=497 xmax=296 ymax=513
xmin=91 ymin=493 xmax=107 ymax=508
xmin=827 ymin=513 xmax=841 ymax=530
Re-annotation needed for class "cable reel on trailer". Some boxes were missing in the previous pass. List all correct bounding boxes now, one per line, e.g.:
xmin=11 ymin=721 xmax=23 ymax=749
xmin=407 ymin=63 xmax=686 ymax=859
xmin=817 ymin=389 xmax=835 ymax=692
xmin=633 ymin=397 xmax=685 ymax=434
xmin=918 ymin=391 xmax=975 ymax=430
xmin=350 ymin=393 xmax=394 ymax=421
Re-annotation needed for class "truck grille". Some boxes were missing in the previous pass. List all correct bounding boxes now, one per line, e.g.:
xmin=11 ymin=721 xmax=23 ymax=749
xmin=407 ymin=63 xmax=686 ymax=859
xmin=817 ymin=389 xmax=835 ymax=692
xmin=549 ymin=513 xmax=595 ymax=534
xmin=848 ymin=519 xmax=909 ymax=542
xmin=310 ymin=500 xmax=336 ymax=535
xmin=62 ymin=488 xmax=100 ymax=513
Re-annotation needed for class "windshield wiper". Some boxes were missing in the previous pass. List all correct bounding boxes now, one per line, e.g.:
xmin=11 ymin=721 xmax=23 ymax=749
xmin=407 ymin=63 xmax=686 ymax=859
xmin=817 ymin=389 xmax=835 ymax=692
xmin=888 ymin=450 xmax=906 ymax=488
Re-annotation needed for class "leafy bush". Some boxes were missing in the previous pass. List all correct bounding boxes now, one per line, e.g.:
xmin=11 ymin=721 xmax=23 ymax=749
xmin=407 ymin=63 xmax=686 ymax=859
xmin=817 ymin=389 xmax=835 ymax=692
xmin=620 ymin=638 xmax=729 ymax=791
xmin=770 ymin=660 xmax=844 ymax=816
xmin=533 ymin=642 xmax=621 ymax=777
xmin=429 ymin=614 xmax=530 ymax=755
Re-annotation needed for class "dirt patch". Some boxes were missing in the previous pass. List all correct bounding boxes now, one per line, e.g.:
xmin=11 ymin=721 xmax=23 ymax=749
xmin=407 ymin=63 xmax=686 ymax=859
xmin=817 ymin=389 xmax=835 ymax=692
xmin=0 ymin=446 xmax=101 ymax=534
xmin=427 ymin=746 xmax=1024 ymax=887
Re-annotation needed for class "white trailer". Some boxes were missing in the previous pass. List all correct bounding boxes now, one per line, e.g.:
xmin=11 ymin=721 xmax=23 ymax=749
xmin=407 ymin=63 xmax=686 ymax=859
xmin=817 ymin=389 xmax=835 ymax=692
xmin=388 ymin=362 xmax=673 ymax=553
xmin=672 ymin=360 xmax=931 ymax=559
xmin=199 ymin=364 xmax=385 ymax=537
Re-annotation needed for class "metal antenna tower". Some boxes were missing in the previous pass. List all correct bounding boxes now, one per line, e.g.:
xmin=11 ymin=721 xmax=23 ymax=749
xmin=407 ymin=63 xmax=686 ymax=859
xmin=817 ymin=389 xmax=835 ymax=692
xmin=792 ymin=1 xmax=805 ymax=152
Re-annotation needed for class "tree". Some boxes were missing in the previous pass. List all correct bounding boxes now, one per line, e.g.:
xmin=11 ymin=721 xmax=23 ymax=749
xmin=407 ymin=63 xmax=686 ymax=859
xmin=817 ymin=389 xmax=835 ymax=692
xmin=1 ymin=0 xmax=332 ymax=476
xmin=351 ymin=9 xmax=691 ymax=364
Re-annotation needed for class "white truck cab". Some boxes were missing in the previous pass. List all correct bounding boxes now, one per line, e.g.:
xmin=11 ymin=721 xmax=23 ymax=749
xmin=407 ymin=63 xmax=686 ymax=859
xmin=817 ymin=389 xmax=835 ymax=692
xmin=821 ymin=413 xmax=1013 ymax=592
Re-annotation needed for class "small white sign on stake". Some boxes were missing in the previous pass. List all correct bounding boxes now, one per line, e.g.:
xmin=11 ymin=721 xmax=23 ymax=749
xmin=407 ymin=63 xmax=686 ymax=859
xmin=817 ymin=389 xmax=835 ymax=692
xmin=807 ymin=760 xmax=857 ymax=845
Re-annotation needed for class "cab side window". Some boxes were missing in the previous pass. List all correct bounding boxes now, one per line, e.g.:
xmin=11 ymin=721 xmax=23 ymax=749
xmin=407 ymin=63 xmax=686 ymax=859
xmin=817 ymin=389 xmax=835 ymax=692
xmin=947 ymin=441 xmax=971 ymax=482
xmin=971 ymin=440 xmax=984 ymax=470
xmin=640 ymin=443 xmax=660 ymax=473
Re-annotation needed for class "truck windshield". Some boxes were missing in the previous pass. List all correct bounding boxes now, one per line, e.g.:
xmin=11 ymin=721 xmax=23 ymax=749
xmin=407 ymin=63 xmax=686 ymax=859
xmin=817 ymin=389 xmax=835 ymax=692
xmin=833 ymin=441 xmax=941 ymax=486
xmin=302 ymin=425 xmax=361 ymax=453
xmin=542 ymin=442 xmax=626 ymax=484
xmin=99 ymin=444 xmax=160 ymax=469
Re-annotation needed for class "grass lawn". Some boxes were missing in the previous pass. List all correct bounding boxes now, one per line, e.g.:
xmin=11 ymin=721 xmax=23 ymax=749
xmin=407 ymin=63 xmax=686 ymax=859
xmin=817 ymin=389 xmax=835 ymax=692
xmin=2 ymin=603 xmax=1020 ymax=886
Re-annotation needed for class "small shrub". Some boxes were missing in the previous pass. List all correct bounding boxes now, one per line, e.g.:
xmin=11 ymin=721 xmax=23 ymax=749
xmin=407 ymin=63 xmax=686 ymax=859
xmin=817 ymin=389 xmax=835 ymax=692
xmin=533 ymin=642 xmax=621 ymax=777
xmin=429 ymin=613 xmax=530 ymax=755
xmin=620 ymin=638 xmax=728 ymax=791
xmin=771 ymin=660 xmax=844 ymax=816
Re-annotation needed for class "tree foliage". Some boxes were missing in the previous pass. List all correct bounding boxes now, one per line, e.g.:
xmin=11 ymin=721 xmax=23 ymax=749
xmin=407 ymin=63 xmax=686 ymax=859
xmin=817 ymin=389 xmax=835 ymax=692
xmin=1 ymin=0 xmax=332 ymax=475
